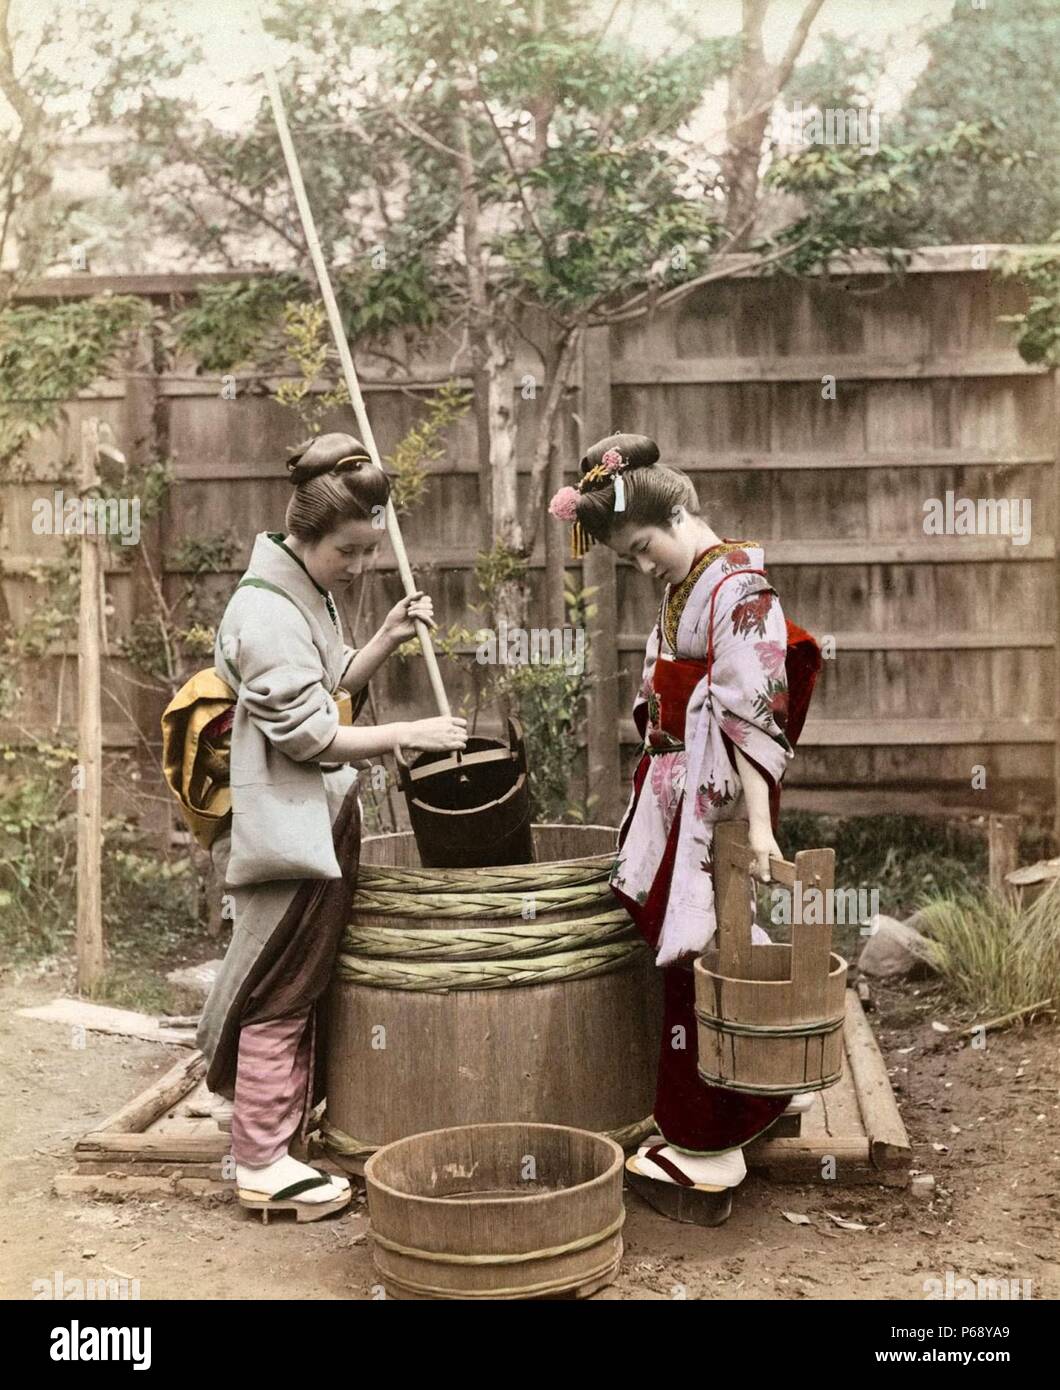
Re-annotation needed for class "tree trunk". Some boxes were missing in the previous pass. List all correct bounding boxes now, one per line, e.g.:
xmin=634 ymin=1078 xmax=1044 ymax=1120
xmin=454 ymin=112 xmax=524 ymax=633
xmin=721 ymin=0 xmax=827 ymax=248
xmin=721 ymin=0 xmax=772 ymax=247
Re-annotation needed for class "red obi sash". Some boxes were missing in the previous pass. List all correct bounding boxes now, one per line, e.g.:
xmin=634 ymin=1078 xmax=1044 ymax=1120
xmin=650 ymin=656 xmax=709 ymax=743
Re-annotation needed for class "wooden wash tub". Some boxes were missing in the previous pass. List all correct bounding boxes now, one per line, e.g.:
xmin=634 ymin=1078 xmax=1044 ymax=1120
xmin=323 ymin=825 xmax=662 ymax=1170
xmin=364 ymin=1122 xmax=625 ymax=1299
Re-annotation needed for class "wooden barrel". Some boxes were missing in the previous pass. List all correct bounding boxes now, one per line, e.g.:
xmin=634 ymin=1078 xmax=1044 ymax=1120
xmin=694 ymin=821 xmax=848 ymax=1095
xmin=364 ymin=1122 xmax=625 ymax=1299
xmin=324 ymin=824 xmax=662 ymax=1170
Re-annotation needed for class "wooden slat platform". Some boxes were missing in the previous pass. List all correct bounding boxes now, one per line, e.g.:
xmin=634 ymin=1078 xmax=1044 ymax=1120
xmin=56 ymin=990 xmax=909 ymax=1200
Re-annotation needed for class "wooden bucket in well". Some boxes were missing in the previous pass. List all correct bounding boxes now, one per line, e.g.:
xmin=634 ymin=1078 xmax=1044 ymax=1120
xmin=364 ymin=1122 xmax=625 ymax=1299
xmin=694 ymin=820 xmax=847 ymax=1096
xmin=394 ymin=716 xmax=534 ymax=868
xmin=323 ymin=825 xmax=663 ymax=1170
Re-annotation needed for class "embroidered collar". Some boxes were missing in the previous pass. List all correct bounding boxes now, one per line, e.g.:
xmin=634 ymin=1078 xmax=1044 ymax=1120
xmin=267 ymin=532 xmax=338 ymax=628
xmin=661 ymin=539 xmax=757 ymax=653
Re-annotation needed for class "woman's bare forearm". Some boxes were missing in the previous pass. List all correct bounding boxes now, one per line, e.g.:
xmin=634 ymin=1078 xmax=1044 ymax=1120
xmin=316 ymin=721 xmax=407 ymax=763
xmin=339 ymin=629 xmax=399 ymax=694
xmin=733 ymin=746 xmax=772 ymax=836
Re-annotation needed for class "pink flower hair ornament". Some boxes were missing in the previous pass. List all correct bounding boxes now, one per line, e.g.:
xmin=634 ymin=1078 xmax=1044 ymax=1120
xmin=548 ymin=486 xmax=581 ymax=522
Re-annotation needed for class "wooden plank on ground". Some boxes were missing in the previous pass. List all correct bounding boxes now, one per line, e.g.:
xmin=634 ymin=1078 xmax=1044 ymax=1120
xmin=82 ymin=1052 xmax=205 ymax=1141
xmin=842 ymin=989 xmax=912 ymax=1170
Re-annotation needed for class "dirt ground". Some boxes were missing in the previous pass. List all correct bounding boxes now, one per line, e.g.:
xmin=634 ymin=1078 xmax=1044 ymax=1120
xmin=1 ymin=968 xmax=1057 ymax=1301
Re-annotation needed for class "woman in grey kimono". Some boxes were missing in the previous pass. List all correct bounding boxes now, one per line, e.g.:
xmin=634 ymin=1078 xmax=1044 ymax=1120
xmin=197 ymin=432 xmax=467 ymax=1221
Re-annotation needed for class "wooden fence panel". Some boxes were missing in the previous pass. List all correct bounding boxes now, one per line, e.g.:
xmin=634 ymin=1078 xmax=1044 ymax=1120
xmin=1 ymin=256 xmax=1055 ymax=837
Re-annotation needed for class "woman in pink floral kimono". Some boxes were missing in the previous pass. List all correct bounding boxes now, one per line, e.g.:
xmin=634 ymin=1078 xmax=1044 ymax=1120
xmin=549 ymin=433 xmax=820 ymax=1208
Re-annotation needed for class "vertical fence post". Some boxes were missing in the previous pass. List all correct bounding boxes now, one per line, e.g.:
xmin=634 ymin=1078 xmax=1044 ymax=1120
xmin=76 ymin=418 xmax=104 ymax=994
xmin=578 ymin=325 xmax=622 ymax=825
xmin=124 ymin=319 xmax=167 ymax=842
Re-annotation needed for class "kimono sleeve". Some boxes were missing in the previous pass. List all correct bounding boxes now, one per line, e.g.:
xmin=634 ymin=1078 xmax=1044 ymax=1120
xmin=235 ymin=597 xmax=341 ymax=762
xmin=708 ymin=576 xmax=793 ymax=791
xmin=631 ymin=621 xmax=661 ymax=742
xmin=338 ymin=643 xmax=371 ymax=721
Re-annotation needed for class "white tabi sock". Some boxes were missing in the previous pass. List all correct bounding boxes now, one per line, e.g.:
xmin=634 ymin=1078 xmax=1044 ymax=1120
xmin=235 ymin=1152 xmax=350 ymax=1202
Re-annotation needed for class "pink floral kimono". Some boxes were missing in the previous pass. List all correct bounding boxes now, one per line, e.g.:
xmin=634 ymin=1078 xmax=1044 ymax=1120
xmin=610 ymin=540 xmax=799 ymax=1153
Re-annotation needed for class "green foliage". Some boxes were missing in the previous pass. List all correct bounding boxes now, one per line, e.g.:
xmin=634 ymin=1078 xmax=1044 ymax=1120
xmin=173 ymin=275 xmax=304 ymax=374
xmin=0 ymin=297 xmax=150 ymax=460
xmin=0 ymin=743 xmax=78 ymax=958
xmin=914 ymin=882 xmax=1060 ymax=1020
xmin=783 ymin=29 xmax=891 ymax=113
xmin=493 ymin=573 xmax=594 ymax=821
xmin=762 ymin=117 xmax=1034 ymax=275
xmin=338 ymin=257 xmax=443 ymax=338
xmin=778 ymin=811 xmax=987 ymax=920
xmin=386 ymin=379 xmax=472 ymax=514
xmin=497 ymin=658 xmax=584 ymax=820
xmin=997 ymin=236 xmax=1060 ymax=366
xmin=93 ymin=0 xmax=738 ymax=341
xmin=115 ymin=530 xmax=239 ymax=686
xmin=473 ymin=540 xmax=528 ymax=597
xmin=0 ymin=743 xmax=200 ymax=968
xmin=0 ymin=549 xmax=80 ymax=717
xmin=273 ymin=301 xmax=351 ymax=432
xmin=887 ymin=0 xmax=1060 ymax=246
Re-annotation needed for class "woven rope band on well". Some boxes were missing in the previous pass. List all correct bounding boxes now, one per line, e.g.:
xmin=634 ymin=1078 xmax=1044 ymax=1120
xmin=321 ymin=1114 xmax=656 ymax=1159
xmin=694 ymin=1010 xmax=845 ymax=1039
xmin=352 ymin=883 xmax=615 ymax=920
xmin=335 ymin=938 xmax=645 ymax=992
xmin=697 ymin=1067 xmax=843 ymax=1095
xmin=357 ymin=859 xmax=613 ymax=895
xmin=370 ymin=1209 xmax=625 ymax=1266
xmin=342 ymin=909 xmax=636 ymax=961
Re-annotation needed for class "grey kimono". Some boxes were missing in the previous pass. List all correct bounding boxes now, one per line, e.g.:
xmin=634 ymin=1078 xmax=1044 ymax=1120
xmin=195 ymin=532 xmax=368 ymax=1085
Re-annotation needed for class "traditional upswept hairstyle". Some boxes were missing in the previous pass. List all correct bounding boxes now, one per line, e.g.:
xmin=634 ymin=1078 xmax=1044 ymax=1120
xmin=563 ymin=433 xmax=699 ymax=554
xmin=283 ymin=431 xmax=391 ymax=543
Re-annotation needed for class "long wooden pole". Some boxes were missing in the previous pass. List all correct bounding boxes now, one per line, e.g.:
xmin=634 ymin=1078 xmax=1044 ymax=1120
xmin=251 ymin=3 xmax=450 ymax=716
xmin=76 ymin=417 xmax=104 ymax=994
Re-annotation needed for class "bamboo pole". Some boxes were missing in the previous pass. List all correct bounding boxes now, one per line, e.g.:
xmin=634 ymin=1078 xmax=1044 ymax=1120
xmin=76 ymin=418 xmax=104 ymax=994
xmin=250 ymin=2 xmax=449 ymax=717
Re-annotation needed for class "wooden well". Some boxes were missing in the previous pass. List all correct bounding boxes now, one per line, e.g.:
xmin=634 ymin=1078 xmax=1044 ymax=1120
xmin=364 ymin=1122 xmax=625 ymax=1299
xmin=323 ymin=824 xmax=663 ymax=1170
xmin=694 ymin=820 xmax=849 ymax=1095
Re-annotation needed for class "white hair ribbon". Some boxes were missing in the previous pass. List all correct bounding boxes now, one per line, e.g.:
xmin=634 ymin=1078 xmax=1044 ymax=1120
xmin=613 ymin=474 xmax=626 ymax=512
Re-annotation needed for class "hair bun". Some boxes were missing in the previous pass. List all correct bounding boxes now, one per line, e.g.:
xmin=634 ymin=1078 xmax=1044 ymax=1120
xmin=578 ymin=432 xmax=660 ymax=480
xmin=285 ymin=431 xmax=372 ymax=486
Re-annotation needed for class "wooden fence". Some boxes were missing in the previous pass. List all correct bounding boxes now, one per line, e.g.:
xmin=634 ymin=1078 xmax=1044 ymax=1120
xmin=3 ymin=248 xmax=1055 ymax=841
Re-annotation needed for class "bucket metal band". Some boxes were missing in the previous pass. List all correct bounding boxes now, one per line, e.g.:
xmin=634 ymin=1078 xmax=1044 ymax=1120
xmin=369 ymin=1209 xmax=625 ymax=1267
xmin=694 ymin=1009 xmax=845 ymax=1039
xmin=374 ymin=1250 xmax=623 ymax=1300
xmin=697 ymin=1067 xmax=843 ymax=1095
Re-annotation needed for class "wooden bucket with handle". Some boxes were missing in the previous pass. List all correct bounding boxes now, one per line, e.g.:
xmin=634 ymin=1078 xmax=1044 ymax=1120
xmin=395 ymin=716 xmax=534 ymax=868
xmin=694 ymin=819 xmax=848 ymax=1096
